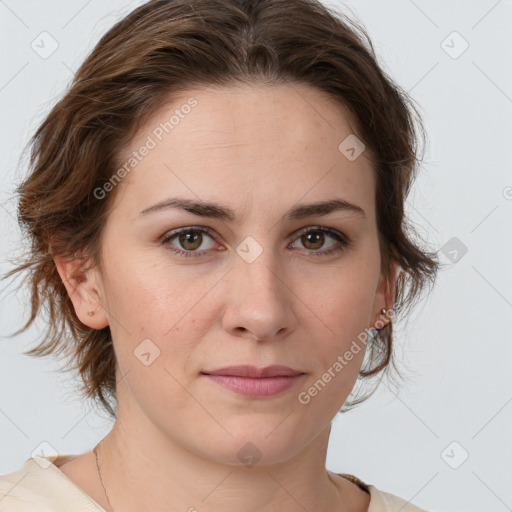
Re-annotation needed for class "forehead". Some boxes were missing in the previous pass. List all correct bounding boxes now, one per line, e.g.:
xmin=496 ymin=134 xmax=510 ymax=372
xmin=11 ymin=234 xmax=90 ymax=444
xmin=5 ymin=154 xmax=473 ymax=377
xmin=110 ymin=82 xmax=376 ymax=220
xmin=141 ymin=81 xmax=360 ymax=146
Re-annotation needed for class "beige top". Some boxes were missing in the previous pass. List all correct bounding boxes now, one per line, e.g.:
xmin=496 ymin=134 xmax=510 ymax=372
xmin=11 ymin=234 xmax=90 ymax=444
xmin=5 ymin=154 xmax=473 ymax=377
xmin=0 ymin=455 xmax=427 ymax=511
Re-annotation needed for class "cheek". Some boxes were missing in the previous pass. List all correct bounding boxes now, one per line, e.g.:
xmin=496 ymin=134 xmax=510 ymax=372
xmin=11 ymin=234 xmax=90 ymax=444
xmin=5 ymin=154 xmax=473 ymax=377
xmin=302 ymin=256 xmax=379 ymax=373
xmin=296 ymin=283 xmax=373 ymax=417
xmin=100 ymin=247 xmax=209 ymax=330
xmin=309 ymin=252 xmax=379 ymax=322
xmin=99 ymin=252 xmax=225 ymax=384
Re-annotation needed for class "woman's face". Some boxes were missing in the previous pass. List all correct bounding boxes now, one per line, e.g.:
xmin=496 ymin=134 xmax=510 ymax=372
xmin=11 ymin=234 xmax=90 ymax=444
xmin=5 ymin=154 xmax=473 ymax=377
xmin=74 ymin=82 xmax=395 ymax=465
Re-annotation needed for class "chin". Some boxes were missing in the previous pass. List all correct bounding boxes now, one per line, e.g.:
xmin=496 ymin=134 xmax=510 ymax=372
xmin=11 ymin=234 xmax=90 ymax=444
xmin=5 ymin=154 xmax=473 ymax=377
xmin=191 ymin=426 xmax=306 ymax=468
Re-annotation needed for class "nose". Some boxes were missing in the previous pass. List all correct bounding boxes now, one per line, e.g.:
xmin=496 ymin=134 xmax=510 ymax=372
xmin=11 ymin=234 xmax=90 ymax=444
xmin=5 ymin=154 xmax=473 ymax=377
xmin=221 ymin=248 xmax=298 ymax=342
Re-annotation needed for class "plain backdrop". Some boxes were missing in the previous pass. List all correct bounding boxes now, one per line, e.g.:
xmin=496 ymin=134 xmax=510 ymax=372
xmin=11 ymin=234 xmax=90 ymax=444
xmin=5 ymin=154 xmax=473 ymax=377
xmin=0 ymin=1 xmax=511 ymax=511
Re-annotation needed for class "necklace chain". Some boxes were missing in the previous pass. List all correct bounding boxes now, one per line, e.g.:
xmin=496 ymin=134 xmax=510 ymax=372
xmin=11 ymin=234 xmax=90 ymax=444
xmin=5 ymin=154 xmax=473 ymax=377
xmin=93 ymin=438 xmax=115 ymax=512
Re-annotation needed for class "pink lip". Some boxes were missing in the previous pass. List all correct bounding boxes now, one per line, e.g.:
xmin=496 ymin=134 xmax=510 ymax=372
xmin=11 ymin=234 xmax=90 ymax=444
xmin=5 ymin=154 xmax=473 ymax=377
xmin=203 ymin=365 xmax=302 ymax=378
xmin=201 ymin=365 xmax=305 ymax=397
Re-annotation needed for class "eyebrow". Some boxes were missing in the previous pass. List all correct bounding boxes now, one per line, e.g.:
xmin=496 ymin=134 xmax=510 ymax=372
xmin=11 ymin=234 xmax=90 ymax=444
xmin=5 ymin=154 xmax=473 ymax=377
xmin=138 ymin=197 xmax=366 ymax=222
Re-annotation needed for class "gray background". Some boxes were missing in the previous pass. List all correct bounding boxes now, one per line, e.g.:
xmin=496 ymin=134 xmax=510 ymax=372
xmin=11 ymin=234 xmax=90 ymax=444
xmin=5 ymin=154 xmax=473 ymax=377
xmin=1 ymin=1 xmax=511 ymax=511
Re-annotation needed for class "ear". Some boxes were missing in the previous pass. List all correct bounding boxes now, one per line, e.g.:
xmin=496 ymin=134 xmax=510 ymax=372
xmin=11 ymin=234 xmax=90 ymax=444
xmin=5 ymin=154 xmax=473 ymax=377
xmin=53 ymin=254 xmax=109 ymax=330
xmin=370 ymin=259 xmax=401 ymax=330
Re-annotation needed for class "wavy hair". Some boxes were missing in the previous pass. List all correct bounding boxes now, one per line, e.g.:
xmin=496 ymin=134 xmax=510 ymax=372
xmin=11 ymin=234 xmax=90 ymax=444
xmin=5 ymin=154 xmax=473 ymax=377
xmin=3 ymin=0 xmax=439 ymax=418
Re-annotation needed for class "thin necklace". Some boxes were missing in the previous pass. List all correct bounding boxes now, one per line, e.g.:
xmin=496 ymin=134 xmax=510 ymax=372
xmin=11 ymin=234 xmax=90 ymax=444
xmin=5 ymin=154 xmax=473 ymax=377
xmin=93 ymin=438 xmax=115 ymax=512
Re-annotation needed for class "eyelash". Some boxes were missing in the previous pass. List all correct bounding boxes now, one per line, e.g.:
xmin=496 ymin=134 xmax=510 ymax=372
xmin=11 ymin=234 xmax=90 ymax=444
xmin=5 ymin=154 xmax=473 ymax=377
xmin=160 ymin=226 xmax=352 ymax=259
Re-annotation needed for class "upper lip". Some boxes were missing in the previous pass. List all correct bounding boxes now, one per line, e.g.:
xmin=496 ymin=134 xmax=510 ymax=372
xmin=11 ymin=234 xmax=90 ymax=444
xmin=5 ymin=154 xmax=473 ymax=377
xmin=202 ymin=365 xmax=303 ymax=378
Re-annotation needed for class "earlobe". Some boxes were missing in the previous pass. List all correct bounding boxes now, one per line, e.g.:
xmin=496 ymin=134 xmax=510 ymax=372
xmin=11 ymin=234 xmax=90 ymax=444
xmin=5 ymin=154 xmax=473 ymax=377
xmin=371 ymin=260 xmax=401 ymax=330
xmin=53 ymin=255 xmax=109 ymax=329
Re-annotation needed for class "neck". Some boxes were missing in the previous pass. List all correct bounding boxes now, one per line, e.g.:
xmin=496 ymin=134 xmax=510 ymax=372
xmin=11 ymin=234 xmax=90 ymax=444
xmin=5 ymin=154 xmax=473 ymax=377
xmin=95 ymin=416 xmax=357 ymax=512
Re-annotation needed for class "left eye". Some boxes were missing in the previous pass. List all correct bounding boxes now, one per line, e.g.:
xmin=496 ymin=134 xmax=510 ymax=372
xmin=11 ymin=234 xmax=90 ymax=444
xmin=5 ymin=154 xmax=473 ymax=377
xmin=290 ymin=226 xmax=345 ymax=253
xmin=161 ymin=226 xmax=350 ymax=258
xmin=161 ymin=227 xmax=220 ymax=257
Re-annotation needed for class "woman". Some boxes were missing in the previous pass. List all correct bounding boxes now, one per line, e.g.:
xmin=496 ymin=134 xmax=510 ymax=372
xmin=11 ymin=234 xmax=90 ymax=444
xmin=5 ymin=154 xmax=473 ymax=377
xmin=0 ymin=0 xmax=439 ymax=510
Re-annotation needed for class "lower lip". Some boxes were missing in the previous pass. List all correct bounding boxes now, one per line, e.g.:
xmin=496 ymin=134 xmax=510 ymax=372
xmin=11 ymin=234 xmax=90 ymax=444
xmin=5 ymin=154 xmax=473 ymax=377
xmin=202 ymin=374 xmax=305 ymax=397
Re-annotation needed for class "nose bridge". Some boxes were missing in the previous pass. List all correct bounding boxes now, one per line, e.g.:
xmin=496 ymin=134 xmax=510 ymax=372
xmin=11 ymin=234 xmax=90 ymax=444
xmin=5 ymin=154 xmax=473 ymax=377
xmin=235 ymin=236 xmax=285 ymax=302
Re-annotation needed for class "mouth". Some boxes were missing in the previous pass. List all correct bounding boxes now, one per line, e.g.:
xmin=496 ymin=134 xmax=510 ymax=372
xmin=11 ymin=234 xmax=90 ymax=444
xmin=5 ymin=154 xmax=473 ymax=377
xmin=202 ymin=365 xmax=303 ymax=378
xmin=201 ymin=365 xmax=306 ymax=397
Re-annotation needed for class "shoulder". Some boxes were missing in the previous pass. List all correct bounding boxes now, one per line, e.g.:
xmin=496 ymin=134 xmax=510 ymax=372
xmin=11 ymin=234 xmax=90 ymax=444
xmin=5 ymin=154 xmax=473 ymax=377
xmin=337 ymin=473 xmax=429 ymax=512
xmin=0 ymin=456 xmax=104 ymax=512
xmin=366 ymin=485 xmax=428 ymax=512
xmin=0 ymin=458 xmax=51 ymax=511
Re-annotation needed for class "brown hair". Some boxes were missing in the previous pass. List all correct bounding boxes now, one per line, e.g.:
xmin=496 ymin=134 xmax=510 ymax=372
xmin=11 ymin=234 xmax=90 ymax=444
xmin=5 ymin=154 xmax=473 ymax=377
xmin=3 ymin=0 xmax=439 ymax=418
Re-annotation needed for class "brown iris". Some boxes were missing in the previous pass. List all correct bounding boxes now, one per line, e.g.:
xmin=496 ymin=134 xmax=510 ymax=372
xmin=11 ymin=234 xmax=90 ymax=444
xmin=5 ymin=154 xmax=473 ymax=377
xmin=300 ymin=231 xmax=324 ymax=250
xmin=178 ymin=231 xmax=203 ymax=250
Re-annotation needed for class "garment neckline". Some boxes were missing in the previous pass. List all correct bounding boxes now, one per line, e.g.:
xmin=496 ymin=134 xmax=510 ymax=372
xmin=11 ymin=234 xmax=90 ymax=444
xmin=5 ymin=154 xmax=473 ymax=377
xmin=27 ymin=455 xmax=377 ymax=511
xmin=27 ymin=455 xmax=107 ymax=511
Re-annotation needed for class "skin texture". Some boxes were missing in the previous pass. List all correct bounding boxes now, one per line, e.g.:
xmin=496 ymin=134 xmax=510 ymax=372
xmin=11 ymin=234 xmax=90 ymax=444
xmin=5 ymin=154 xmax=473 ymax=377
xmin=55 ymin=82 xmax=398 ymax=512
